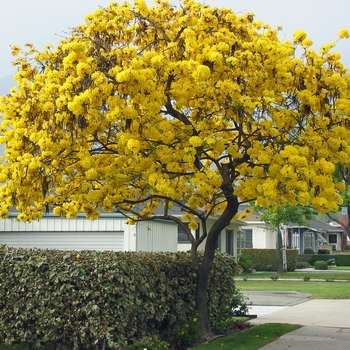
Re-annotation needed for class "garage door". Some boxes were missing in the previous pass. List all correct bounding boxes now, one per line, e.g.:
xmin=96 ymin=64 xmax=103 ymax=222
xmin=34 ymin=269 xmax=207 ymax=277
xmin=0 ymin=231 xmax=124 ymax=251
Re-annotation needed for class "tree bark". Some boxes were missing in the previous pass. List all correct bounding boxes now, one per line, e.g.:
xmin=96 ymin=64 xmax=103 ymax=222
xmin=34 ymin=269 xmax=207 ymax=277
xmin=194 ymin=193 xmax=239 ymax=340
xmin=276 ymin=227 xmax=283 ymax=274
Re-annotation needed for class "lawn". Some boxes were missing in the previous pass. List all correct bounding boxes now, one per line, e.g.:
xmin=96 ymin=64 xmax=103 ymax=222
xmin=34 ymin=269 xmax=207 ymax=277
xmin=238 ymin=270 xmax=350 ymax=281
xmin=193 ymin=323 xmax=301 ymax=350
xmin=235 ymin=280 xmax=350 ymax=298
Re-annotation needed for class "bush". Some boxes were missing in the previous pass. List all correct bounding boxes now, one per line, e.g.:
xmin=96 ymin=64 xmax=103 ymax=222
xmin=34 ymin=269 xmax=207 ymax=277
xmin=305 ymin=254 xmax=350 ymax=266
xmin=296 ymin=261 xmax=309 ymax=269
xmin=327 ymin=258 xmax=336 ymax=266
xmin=318 ymin=249 xmax=330 ymax=254
xmin=0 ymin=246 xmax=240 ymax=349
xmin=303 ymin=276 xmax=310 ymax=281
xmin=314 ymin=260 xmax=328 ymax=270
xmin=304 ymin=248 xmax=314 ymax=254
xmin=270 ymin=273 xmax=279 ymax=281
xmin=237 ymin=255 xmax=253 ymax=271
xmin=240 ymin=249 xmax=299 ymax=271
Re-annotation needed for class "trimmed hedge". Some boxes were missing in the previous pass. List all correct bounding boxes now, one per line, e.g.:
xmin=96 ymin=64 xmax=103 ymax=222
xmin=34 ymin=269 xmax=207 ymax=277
xmin=305 ymin=254 xmax=350 ymax=266
xmin=314 ymin=260 xmax=328 ymax=270
xmin=240 ymin=249 xmax=299 ymax=271
xmin=0 ymin=246 xmax=239 ymax=349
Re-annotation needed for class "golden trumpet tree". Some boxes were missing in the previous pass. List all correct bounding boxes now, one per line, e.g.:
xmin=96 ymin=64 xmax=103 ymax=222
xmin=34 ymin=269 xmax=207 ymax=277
xmin=1 ymin=0 xmax=350 ymax=339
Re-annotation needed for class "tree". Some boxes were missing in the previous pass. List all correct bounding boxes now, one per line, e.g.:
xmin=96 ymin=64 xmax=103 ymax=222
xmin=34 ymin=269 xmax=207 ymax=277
xmin=258 ymin=203 xmax=317 ymax=273
xmin=325 ymin=164 xmax=350 ymax=249
xmin=1 ymin=0 xmax=350 ymax=340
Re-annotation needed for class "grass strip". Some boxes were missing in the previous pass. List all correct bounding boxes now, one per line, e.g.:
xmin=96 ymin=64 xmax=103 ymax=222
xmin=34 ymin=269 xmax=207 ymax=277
xmin=238 ymin=271 xmax=350 ymax=280
xmin=236 ymin=280 xmax=350 ymax=298
xmin=193 ymin=323 xmax=301 ymax=350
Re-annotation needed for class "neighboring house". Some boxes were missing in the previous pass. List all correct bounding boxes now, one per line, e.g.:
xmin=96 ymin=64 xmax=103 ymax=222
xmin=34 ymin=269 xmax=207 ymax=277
xmin=172 ymin=205 xmax=245 ymax=257
xmin=237 ymin=206 xmax=345 ymax=254
xmin=237 ymin=212 xmax=275 ymax=250
xmin=177 ymin=216 xmax=245 ymax=257
xmin=286 ymin=220 xmax=344 ymax=253
xmin=0 ymin=207 xmax=244 ymax=257
xmin=0 ymin=212 xmax=178 ymax=252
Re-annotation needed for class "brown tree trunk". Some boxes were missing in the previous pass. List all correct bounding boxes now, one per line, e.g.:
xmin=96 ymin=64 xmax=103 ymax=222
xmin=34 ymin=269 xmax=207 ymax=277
xmin=276 ymin=227 xmax=283 ymax=274
xmin=194 ymin=193 xmax=239 ymax=340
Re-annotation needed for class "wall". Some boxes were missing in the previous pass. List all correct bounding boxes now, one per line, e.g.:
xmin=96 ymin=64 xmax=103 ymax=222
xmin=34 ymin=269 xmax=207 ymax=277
xmin=0 ymin=213 xmax=136 ymax=251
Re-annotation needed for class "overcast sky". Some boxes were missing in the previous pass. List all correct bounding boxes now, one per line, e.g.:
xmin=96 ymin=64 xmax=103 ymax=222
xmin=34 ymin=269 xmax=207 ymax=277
xmin=1 ymin=0 xmax=349 ymax=81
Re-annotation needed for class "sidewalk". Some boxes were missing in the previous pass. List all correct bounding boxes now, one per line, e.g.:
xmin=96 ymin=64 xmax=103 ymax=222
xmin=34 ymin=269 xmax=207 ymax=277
xmin=242 ymin=291 xmax=350 ymax=349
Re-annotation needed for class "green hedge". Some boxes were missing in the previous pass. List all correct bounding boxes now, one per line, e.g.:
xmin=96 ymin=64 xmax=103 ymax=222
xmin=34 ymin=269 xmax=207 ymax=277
xmin=314 ymin=260 xmax=328 ymax=270
xmin=0 ymin=246 xmax=239 ymax=349
xmin=240 ymin=249 xmax=299 ymax=271
xmin=305 ymin=254 xmax=350 ymax=266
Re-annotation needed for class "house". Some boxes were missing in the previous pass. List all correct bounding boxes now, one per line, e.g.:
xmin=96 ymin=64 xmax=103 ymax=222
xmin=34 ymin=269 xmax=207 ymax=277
xmin=286 ymin=220 xmax=344 ymax=253
xmin=236 ymin=206 xmax=345 ymax=254
xmin=167 ymin=204 xmax=244 ymax=257
xmin=0 ymin=211 xmax=178 ymax=252
xmin=0 ymin=207 xmax=244 ymax=257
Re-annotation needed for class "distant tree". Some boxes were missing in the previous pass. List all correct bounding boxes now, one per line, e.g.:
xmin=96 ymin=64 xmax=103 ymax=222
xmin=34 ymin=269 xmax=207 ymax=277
xmin=258 ymin=204 xmax=317 ymax=273
xmin=1 ymin=0 xmax=350 ymax=340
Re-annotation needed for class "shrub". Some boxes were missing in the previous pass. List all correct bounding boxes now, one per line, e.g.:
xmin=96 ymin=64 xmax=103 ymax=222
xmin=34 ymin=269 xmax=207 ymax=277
xmin=314 ymin=260 xmax=328 ymax=270
xmin=306 ymin=254 xmax=350 ymax=266
xmin=318 ymin=249 xmax=330 ymax=254
xmin=270 ymin=273 xmax=279 ymax=281
xmin=304 ymin=248 xmax=314 ymax=255
xmin=296 ymin=261 xmax=309 ymax=269
xmin=327 ymin=258 xmax=336 ymax=266
xmin=303 ymin=276 xmax=310 ymax=281
xmin=238 ymin=255 xmax=253 ymax=271
xmin=169 ymin=313 xmax=201 ymax=350
xmin=240 ymin=249 xmax=299 ymax=271
xmin=126 ymin=336 xmax=170 ymax=350
xmin=0 ymin=246 xmax=240 ymax=349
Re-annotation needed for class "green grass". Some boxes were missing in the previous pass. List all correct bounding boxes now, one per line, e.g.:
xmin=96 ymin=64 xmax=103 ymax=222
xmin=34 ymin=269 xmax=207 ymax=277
xmin=328 ymin=265 xmax=350 ymax=270
xmin=193 ymin=323 xmax=301 ymax=350
xmin=236 ymin=280 xmax=350 ymax=298
xmin=239 ymin=271 xmax=350 ymax=280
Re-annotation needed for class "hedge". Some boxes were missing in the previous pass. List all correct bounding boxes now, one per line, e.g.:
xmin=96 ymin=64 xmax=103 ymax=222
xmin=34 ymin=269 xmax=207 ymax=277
xmin=305 ymin=254 xmax=350 ymax=266
xmin=240 ymin=249 xmax=299 ymax=271
xmin=0 ymin=246 xmax=239 ymax=349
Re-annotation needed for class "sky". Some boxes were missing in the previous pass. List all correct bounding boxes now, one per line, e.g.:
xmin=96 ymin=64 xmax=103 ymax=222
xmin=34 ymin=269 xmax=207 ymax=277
xmin=0 ymin=0 xmax=350 ymax=86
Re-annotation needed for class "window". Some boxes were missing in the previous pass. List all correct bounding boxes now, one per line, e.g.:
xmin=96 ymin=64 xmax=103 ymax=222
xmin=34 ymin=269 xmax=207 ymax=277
xmin=178 ymin=223 xmax=200 ymax=243
xmin=329 ymin=234 xmax=337 ymax=244
xmin=291 ymin=230 xmax=300 ymax=249
xmin=241 ymin=229 xmax=253 ymax=248
xmin=226 ymin=229 xmax=234 ymax=255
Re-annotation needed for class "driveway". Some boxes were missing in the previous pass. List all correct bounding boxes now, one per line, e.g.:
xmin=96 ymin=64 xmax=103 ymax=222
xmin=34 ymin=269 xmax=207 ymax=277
xmin=241 ymin=291 xmax=350 ymax=349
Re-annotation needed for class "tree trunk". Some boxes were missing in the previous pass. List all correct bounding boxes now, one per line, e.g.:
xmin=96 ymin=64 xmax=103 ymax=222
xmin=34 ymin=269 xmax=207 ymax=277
xmin=196 ymin=265 xmax=211 ymax=340
xmin=193 ymin=192 xmax=239 ymax=340
xmin=276 ymin=228 xmax=283 ymax=274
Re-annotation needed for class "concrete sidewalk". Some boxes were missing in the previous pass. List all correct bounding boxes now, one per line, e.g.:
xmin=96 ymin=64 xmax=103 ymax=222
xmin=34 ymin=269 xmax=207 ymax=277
xmin=242 ymin=292 xmax=350 ymax=349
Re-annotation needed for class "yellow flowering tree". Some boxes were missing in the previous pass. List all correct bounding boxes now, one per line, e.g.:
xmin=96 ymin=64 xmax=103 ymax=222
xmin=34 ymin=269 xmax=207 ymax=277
xmin=1 ymin=0 xmax=350 ymax=339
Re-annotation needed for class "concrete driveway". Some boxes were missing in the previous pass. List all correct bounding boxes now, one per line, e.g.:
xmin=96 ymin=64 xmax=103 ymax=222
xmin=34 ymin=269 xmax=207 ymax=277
xmin=241 ymin=291 xmax=350 ymax=349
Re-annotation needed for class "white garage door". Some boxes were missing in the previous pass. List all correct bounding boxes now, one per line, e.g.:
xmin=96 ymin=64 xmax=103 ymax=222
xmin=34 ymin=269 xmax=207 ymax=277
xmin=0 ymin=231 xmax=124 ymax=251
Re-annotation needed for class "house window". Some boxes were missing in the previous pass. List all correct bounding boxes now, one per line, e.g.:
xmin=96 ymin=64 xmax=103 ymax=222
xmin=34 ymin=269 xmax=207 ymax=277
xmin=291 ymin=231 xmax=300 ymax=249
xmin=226 ymin=229 xmax=234 ymax=255
xmin=329 ymin=234 xmax=337 ymax=244
xmin=178 ymin=223 xmax=200 ymax=243
xmin=242 ymin=229 xmax=253 ymax=248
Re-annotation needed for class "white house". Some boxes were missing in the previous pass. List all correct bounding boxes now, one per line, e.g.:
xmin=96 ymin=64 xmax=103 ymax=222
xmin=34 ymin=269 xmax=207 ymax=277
xmin=0 ymin=212 xmax=178 ymax=252
xmin=177 ymin=216 xmax=245 ymax=256
xmin=0 ymin=209 xmax=244 ymax=257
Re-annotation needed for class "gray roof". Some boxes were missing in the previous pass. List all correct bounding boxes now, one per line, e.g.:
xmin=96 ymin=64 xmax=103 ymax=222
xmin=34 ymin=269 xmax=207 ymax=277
xmin=288 ymin=219 xmax=343 ymax=233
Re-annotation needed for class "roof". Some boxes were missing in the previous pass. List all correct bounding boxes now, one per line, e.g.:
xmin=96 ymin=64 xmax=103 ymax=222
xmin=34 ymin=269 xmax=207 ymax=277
xmin=288 ymin=219 xmax=343 ymax=233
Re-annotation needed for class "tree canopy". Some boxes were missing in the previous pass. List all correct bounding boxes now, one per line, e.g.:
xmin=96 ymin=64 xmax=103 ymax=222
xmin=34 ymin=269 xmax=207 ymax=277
xmin=1 ymin=0 xmax=350 ymax=338
xmin=0 ymin=0 xmax=349 ymax=225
